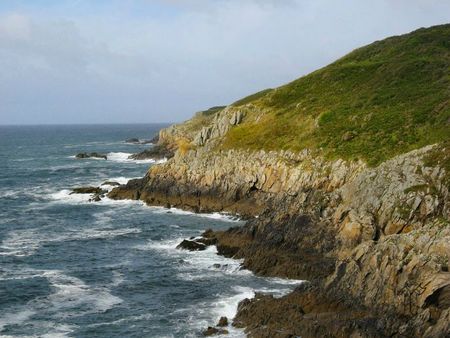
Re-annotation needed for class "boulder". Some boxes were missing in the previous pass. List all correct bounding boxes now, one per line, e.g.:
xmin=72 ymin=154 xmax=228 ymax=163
xmin=71 ymin=187 xmax=105 ymax=194
xmin=75 ymin=152 xmax=107 ymax=160
xmin=176 ymin=240 xmax=207 ymax=251
xmin=202 ymin=327 xmax=228 ymax=336
xmin=217 ymin=316 xmax=228 ymax=327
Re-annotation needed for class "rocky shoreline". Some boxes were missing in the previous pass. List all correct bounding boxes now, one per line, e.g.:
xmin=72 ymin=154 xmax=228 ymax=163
xmin=107 ymin=133 xmax=450 ymax=337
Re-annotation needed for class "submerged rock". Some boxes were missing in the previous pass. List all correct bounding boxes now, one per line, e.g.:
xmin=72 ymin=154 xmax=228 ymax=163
xmin=75 ymin=152 xmax=107 ymax=160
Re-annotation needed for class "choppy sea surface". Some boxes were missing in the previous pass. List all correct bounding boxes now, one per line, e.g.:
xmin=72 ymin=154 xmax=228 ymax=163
xmin=0 ymin=124 xmax=301 ymax=338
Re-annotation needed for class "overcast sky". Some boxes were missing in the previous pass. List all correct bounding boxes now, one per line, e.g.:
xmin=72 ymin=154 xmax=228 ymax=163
xmin=0 ymin=0 xmax=449 ymax=124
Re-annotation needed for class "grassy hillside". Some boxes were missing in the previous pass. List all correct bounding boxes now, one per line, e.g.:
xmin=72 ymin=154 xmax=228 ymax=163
xmin=222 ymin=24 xmax=450 ymax=165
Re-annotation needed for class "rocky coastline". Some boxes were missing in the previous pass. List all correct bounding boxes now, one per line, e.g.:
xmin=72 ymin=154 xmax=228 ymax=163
xmin=107 ymin=125 xmax=449 ymax=337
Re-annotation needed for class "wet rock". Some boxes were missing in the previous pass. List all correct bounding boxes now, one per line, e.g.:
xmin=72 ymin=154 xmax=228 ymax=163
xmin=71 ymin=187 xmax=105 ymax=194
xmin=202 ymin=327 xmax=228 ymax=336
xmin=75 ymin=152 xmax=107 ymax=160
xmin=217 ymin=316 xmax=228 ymax=327
xmin=89 ymin=194 xmax=103 ymax=202
xmin=196 ymin=237 xmax=217 ymax=246
xmin=176 ymin=239 xmax=206 ymax=251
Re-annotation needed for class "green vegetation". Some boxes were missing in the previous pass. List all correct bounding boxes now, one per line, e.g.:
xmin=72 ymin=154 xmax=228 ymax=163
xmin=222 ymin=24 xmax=450 ymax=165
xmin=231 ymin=88 xmax=273 ymax=107
xmin=424 ymin=140 xmax=450 ymax=183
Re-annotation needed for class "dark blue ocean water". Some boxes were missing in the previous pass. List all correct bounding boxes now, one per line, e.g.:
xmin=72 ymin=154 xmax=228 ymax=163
xmin=0 ymin=124 xmax=300 ymax=338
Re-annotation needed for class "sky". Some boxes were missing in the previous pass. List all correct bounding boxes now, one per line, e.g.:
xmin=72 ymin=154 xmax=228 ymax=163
xmin=0 ymin=0 xmax=449 ymax=125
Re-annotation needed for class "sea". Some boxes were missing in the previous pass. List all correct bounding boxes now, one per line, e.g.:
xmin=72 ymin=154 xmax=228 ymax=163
xmin=0 ymin=124 xmax=301 ymax=338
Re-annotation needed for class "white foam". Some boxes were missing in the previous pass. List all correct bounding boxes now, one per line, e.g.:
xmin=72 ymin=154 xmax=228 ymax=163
xmin=0 ymin=228 xmax=42 ymax=257
xmin=178 ymin=286 xmax=251 ymax=338
xmin=213 ymin=286 xmax=255 ymax=321
xmin=41 ymin=270 xmax=122 ymax=315
xmin=0 ymin=309 xmax=36 ymax=332
xmin=100 ymin=176 xmax=136 ymax=186
xmin=135 ymin=237 xmax=249 ymax=281
xmin=150 ymin=206 xmax=242 ymax=223
xmin=106 ymin=152 xmax=167 ymax=164
xmin=0 ymin=226 xmax=141 ymax=257
xmin=111 ymin=271 xmax=125 ymax=287
xmin=86 ymin=313 xmax=153 ymax=328
xmin=40 ymin=323 xmax=75 ymax=338
xmin=0 ymin=190 xmax=21 ymax=199
xmin=0 ymin=269 xmax=119 ymax=335
xmin=49 ymin=189 xmax=92 ymax=204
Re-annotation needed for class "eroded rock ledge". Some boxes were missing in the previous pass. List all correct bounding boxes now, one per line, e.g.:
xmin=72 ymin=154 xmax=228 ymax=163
xmin=109 ymin=144 xmax=449 ymax=337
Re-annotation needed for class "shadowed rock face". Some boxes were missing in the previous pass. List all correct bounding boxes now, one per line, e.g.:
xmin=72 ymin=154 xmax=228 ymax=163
xmin=128 ymin=144 xmax=174 ymax=161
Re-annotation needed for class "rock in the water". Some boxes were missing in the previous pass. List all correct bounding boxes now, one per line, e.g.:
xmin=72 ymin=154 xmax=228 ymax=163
xmin=125 ymin=138 xmax=153 ymax=144
xmin=89 ymin=194 xmax=103 ymax=202
xmin=75 ymin=152 xmax=107 ymax=160
xmin=176 ymin=239 xmax=206 ymax=251
xmin=125 ymin=138 xmax=140 ymax=143
xmin=217 ymin=316 xmax=228 ymax=327
xmin=202 ymin=327 xmax=218 ymax=336
xmin=202 ymin=327 xmax=228 ymax=336
xmin=71 ymin=187 xmax=105 ymax=194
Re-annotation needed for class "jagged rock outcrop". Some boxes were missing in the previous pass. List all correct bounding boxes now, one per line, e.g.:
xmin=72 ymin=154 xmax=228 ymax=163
xmin=194 ymin=108 xmax=244 ymax=146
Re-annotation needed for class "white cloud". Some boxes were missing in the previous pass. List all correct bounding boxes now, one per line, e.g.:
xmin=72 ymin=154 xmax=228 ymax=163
xmin=0 ymin=0 xmax=449 ymax=124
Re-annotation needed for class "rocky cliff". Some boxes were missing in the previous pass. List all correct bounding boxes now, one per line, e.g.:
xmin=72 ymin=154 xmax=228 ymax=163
xmin=109 ymin=25 xmax=450 ymax=337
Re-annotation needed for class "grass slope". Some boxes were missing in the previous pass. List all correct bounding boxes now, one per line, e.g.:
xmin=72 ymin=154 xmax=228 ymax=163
xmin=222 ymin=24 xmax=450 ymax=165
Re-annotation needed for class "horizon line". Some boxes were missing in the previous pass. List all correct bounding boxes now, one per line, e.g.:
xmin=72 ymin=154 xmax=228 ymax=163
xmin=0 ymin=122 xmax=176 ymax=127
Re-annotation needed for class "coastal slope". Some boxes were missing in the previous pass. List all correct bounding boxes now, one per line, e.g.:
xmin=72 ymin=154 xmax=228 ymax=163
xmin=110 ymin=24 xmax=450 ymax=337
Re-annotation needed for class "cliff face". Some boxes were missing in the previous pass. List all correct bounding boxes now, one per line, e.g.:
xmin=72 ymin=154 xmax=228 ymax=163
xmin=109 ymin=25 xmax=450 ymax=337
xmin=110 ymin=141 xmax=449 ymax=336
